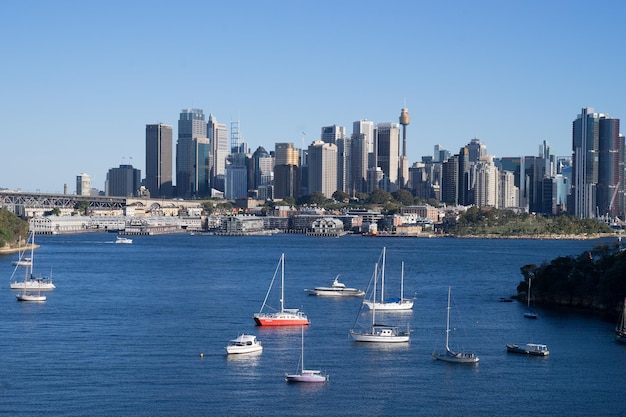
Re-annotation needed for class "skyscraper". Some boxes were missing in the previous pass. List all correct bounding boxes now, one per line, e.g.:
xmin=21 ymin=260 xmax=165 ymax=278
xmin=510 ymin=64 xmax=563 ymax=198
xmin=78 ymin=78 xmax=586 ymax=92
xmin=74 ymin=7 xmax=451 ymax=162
xmin=274 ymin=143 xmax=300 ymax=199
xmin=208 ymin=114 xmax=228 ymax=191
xmin=76 ymin=173 xmax=91 ymax=196
xmin=374 ymin=122 xmax=401 ymax=189
xmin=571 ymin=107 xmax=622 ymax=218
xmin=145 ymin=123 xmax=173 ymax=198
xmin=308 ymin=140 xmax=338 ymax=198
xmin=106 ymin=165 xmax=141 ymax=197
xmin=177 ymin=109 xmax=206 ymax=198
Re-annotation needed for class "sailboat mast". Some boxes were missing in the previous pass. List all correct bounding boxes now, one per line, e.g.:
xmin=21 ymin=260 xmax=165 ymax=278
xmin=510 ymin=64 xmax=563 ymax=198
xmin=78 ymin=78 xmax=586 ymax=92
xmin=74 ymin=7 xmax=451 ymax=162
xmin=381 ymin=247 xmax=386 ymax=303
xmin=280 ymin=253 xmax=285 ymax=313
xmin=372 ymin=262 xmax=378 ymax=327
xmin=401 ymin=261 xmax=404 ymax=301
xmin=300 ymin=326 xmax=304 ymax=372
xmin=527 ymin=277 xmax=532 ymax=308
xmin=445 ymin=286 xmax=451 ymax=350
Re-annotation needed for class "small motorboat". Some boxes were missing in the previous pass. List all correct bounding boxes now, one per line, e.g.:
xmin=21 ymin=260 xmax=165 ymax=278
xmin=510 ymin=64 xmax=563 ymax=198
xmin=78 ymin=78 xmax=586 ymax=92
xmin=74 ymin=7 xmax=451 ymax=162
xmin=506 ymin=343 xmax=549 ymax=356
xmin=225 ymin=334 xmax=263 ymax=355
xmin=305 ymin=275 xmax=365 ymax=297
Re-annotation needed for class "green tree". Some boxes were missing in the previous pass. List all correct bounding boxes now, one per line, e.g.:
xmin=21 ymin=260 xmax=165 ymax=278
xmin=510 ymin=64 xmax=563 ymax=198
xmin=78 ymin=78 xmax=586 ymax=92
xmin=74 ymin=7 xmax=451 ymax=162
xmin=391 ymin=189 xmax=414 ymax=206
xmin=368 ymin=189 xmax=392 ymax=205
xmin=74 ymin=200 xmax=90 ymax=215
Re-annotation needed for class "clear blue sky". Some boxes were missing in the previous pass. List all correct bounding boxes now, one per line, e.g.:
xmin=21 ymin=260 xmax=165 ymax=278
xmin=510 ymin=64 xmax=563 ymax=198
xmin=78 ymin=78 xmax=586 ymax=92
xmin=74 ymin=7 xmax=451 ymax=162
xmin=1 ymin=1 xmax=624 ymax=193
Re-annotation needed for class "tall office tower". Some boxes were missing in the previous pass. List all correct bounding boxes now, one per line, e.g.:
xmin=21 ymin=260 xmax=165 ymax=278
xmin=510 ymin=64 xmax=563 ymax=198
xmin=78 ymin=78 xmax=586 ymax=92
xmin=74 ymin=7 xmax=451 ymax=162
xmin=374 ymin=122 xmax=401 ymax=187
xmin=274 ymin=143 xmax=300 ymax=199
xmin=572 ymin=107 xmax=622 ymax=218
xmin=208 ymin=114 xmax=229 ymax=191
xmin=321 ymin=125 xmax=345 ymax=145
xmin=250 ymin=146 xmax=269 ymax=190
xmin=457 ymin=147 xmax=471 ymax=205
xmin=540 ymin=140 xmax=556 ymax=178
xmin=466 ymin=138 xmax=487 ymax=163
xmin=106 ymin=165 xmax=141 ymax=197
xmin=225 ymin=152 xmax=248 ymax=200
xmin=349 ymin=133 xmax=369 ymax=194
xmin=230 ymin=120 xmax=241 ymax=153
xmin=353 ymin=120 xmax=375 ymax=169
xmin=193 ymin=137 xmax=211 ymax=197
xmin=177 ymin=108 xmax=206 ymax=198
xmin=523 ymin=155 xmax=547 ymax=213
xmin=145 ymin=123 xmax=173 ymax=198
xmin=474 ymin=156 xmax=499 ymax=208
xmin=441 ymin=156 xmax=459 ymax=205
xmin=336 ymin=136 xmax=351 ymax=193
xmin=76 ymin=173 xmax=91 ymax=196
xmin=498 ymin=170 xmax=519 ymax=209
xmin=308 ymin=140 xmax=338 ymax=198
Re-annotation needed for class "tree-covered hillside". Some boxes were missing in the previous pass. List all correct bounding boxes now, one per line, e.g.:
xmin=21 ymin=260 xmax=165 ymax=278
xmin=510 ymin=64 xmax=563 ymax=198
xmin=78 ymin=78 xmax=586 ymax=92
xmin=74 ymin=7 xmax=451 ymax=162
xmin=517 ymin=242 xmax=626 ymax=313
xmin=0 ymin=209 xmax=29 ymax=248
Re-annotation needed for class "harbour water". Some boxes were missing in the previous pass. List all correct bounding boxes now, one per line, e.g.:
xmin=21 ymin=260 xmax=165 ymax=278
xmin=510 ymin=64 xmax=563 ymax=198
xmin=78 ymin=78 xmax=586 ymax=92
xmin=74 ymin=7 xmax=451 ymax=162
xmin=0 ymin=233 xmax=624 ymax=416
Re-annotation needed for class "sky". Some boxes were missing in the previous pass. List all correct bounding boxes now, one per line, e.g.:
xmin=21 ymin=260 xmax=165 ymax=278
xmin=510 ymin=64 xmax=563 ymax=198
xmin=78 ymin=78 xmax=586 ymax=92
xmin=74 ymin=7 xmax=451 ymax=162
xmin=1 ymin=0 xmax=625 ymax=193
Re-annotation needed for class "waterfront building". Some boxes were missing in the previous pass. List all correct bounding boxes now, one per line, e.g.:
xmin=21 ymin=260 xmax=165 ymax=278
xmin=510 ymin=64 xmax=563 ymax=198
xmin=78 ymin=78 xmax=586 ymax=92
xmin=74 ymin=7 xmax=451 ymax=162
xmin=106 ymin=165 xmax=141 ymax=197
xmin=145 ymin=123 xmax=173 ymax=198
xmin=177 ymin=108 xmax=206 ymax=199
xmin=76 ymin=173 xmax=91 ymax=196
xmin=308 ymin=140 xmax=338 ymax=199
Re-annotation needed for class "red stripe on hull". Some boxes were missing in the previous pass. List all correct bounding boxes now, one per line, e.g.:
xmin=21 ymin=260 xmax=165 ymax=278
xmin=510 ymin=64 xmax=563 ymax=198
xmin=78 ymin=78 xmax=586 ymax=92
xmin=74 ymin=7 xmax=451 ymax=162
xmin=254 ymin=318 xmax=310 ymax=326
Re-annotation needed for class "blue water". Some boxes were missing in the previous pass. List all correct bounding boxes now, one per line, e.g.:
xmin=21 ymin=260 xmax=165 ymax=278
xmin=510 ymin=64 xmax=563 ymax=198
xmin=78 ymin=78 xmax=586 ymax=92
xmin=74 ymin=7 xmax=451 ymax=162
xmin=0 ymin=234 xmax=624 ymax=416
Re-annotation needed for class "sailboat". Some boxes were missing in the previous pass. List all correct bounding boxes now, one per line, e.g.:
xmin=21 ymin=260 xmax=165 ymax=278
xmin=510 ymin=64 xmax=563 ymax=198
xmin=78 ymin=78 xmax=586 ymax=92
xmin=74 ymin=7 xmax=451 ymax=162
xmin=14 ymin=230 xmax=46 ymax=302
xmin=254 ymin=253 xmax=310 ymax=326
xmin=432 ymin=287 xmax=479 ymax=363
xmin=524 ymin=276 xmax=538 ymax=319
xmin=10 ymin=229 xmax=55 ymax=291
xmin=349 ymin=261 xmax=410 ymax=343
xmin=616 ymin=297 xmax=626 ymax=344
xmin=285 ymin=326 xmax=328 ymax=383
xmin=362 ymin=247 xmax=414 ymax=311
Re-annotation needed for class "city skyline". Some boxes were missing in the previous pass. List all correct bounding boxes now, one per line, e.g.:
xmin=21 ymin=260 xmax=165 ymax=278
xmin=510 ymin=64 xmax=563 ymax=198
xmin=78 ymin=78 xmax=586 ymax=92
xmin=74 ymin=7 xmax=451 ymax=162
xmin=1 ymin=1 xmax=625 ymax=193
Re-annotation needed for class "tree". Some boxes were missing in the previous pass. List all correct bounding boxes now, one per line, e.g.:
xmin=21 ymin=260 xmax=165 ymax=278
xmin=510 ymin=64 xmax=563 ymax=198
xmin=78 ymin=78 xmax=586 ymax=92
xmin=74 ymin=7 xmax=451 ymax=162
xmin=391 ymin=189 xmax=414 ymax=206
xmin=332 ymin=190 xmax=350 ymax=202
xmin=368 ymin=189 xmax=392 ymax=205
xmin=74 ymin=201 xmax=90 ymax=215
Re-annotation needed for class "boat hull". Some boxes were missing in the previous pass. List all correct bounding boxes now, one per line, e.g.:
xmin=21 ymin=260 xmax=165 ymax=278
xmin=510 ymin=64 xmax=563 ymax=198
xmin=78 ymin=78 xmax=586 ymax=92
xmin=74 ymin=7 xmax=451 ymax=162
xmin=506 ymin=343 xmax=549 ymax=356
xmin=306 ymin=288 xmax=365 ymax=297
xmin=285 ymin=371 xmax=328 ymax=383
xmin=363 ymin=299 xmax=414 ymax=311
xmin=10 ymin=281 xmax=56 ymax=290
xmin=349 ymin=327 xmax=410 ymax=343
xmin=16 ymin=293 xmax=47 ymax=302
xmin=253 ymin=313 xmax=310 ymax=326
xmin=432 ymin=350 xmax=479 ymax=363
xmin=615 ymin=331 xmax=626 ymax=344
xmin=226 ymin=345 xmax=263 ymax=354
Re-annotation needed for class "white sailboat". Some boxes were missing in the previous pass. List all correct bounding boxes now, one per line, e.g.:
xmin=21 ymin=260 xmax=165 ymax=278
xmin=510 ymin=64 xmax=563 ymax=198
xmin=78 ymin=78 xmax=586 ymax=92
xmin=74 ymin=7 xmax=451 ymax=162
xmin=363 ymin=247 xmax=413 ymax=311
xmin=432 ymin=287 xmax=479 ymax=363
xmin=285 ymin=326 xmax=328 ymax=383
xmin=253 ymin=253 xmax=310 ymax=326
xmin=616 ymin=297 xmax=626 ymax=344
xmin=10 ymin=229 xmax=55 ymax=291
xmin=524 ymin=276 xmax=538 ymax=319
xmin=349 ymin=261 xmax=410 ymax=343
xmin=15 ymin=231 xmax=46 ymax=302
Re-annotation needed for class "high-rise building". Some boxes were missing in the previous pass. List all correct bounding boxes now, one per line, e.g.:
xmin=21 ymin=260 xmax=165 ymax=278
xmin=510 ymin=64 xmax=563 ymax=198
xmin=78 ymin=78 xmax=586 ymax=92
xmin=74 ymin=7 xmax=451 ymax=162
xmin=76 ymin=173 xmax=91 ymax=196
xmin=321 ymin=125 xmax=345 ymax=145
xmin=177 ymin=108 xmax=206 ymax=198
xmin=353 ymin=120 xmax=375 ymax=169
xmin=106 ymin=165 xmax=141 ymax=197
xmin=308 ymin=140 xmax=338 ymax=199
xmin=474 ymin=156 xmax=499 ymax=208
xmin=193 ymin=137 xmax=211 ymax=197
xmin=571 ymin=107 xmax=622 ymax=218
xmin=208 ymin=114 xmax=228 ymax=191
xmin=274 ymin=143 xmax=300 ymax=199
xmin=145 ymin=123 xmax=173 ymax=198
xmin=374 ymin=122 xmax=401 ymax=188
xmin=466 ymin=138 xmax=487 ymax=164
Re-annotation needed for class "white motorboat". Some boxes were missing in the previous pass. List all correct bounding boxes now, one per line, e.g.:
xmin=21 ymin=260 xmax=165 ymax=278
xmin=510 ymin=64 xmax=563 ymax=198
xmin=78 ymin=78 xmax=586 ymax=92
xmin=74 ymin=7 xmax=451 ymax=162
xmin=16 ymin=292 xmax=46 ymax=302
xmin=225 ymin=334 xmax=263 ymax=355
xmin=432 ymin=287 xmax=479 ymax=364
xmin=285 ymin=327 xmax=328 ymax=383
xmin=305 ymin=275 xmax=365 ymax=297
xmin=115 ymin=236 xmax=133 ymax=244
xmin=349 ymin=260 xmax=410 ymax=343
xmin=362 ymin=248 xmax=414 ymax=311
xmin=506 ymin=343 xmax=550 ymax=356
